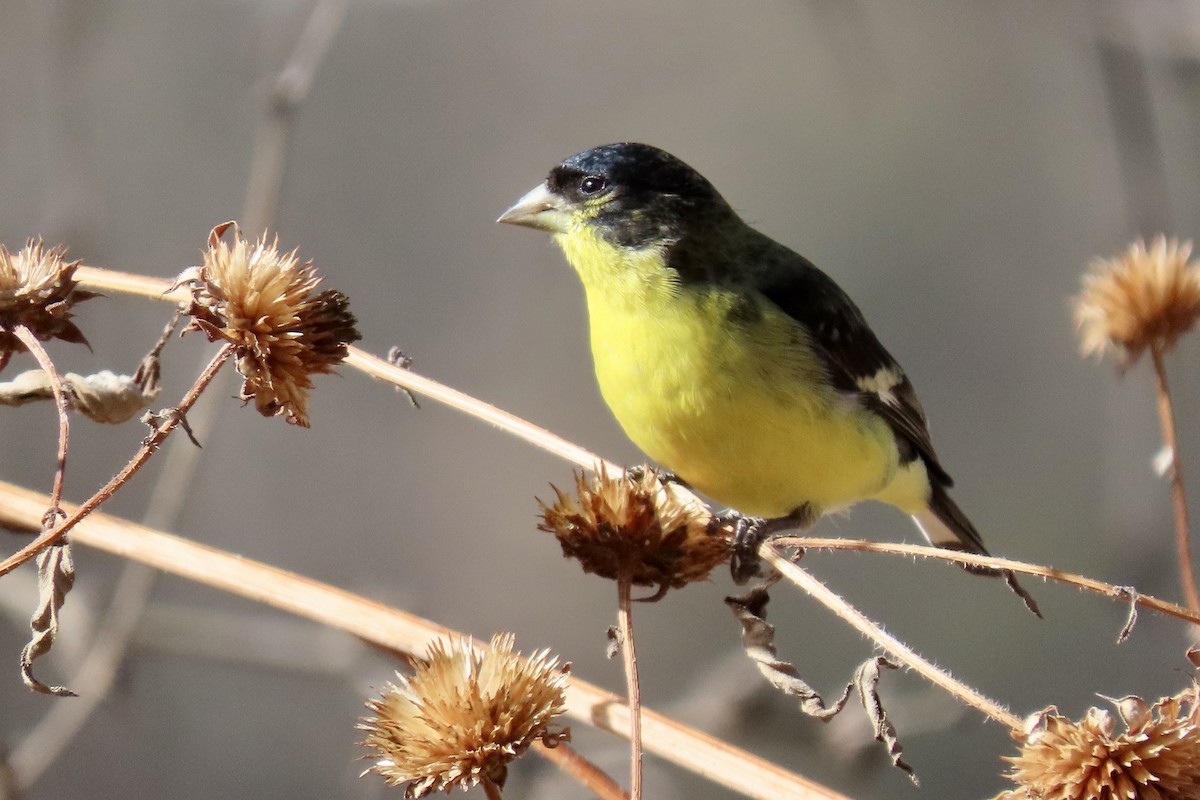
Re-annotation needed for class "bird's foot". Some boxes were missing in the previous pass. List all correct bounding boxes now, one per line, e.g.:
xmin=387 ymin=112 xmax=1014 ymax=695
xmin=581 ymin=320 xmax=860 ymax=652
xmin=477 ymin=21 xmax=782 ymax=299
xmin=711 ymin=506 xmax=816 ymax=584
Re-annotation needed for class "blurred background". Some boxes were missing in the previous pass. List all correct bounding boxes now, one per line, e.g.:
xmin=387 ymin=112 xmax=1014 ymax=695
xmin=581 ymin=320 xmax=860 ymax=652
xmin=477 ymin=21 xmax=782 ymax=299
xmin=3 ymin=1 xmax=1200 ymax=798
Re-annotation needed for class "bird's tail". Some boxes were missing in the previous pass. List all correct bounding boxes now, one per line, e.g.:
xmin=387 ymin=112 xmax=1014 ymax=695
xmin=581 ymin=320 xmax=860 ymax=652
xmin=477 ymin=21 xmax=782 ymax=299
xmin=913 ymin=484 xmax=990 ymax=561
xmin=912 ymin=485 xmax=1042 ymax=617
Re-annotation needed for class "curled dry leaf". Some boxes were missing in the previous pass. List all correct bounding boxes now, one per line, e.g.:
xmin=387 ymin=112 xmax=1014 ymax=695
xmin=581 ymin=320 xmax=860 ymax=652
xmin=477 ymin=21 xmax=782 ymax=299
xmin=0 ymin=367 xmax=161 ymax=424
xmin=726 ymin=585 xmax=917 ymax=785
xmin=20 ymin=542 xmax=76 ymax=696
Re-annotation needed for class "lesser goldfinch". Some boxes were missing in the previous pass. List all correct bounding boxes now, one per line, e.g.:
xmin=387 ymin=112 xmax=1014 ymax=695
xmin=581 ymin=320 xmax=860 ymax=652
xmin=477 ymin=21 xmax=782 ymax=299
xmin=499 ymin=142 xmax=1035 ymax=611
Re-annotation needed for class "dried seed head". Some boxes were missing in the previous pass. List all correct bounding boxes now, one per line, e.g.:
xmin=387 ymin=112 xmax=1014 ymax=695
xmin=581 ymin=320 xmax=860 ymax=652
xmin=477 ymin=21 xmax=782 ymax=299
xmin=1002 ymin=687 xmax=1200 ymax=800
xmin=538 ymin=468 xmax=728 ymax=596
xmin=177 ymin=222 xmax=361 ymax=427
xmin=359 ymin=634 xmax=569 ymax=798
xmin=1075 ymin=236 xmax=1200 ymax=367
xmin=0 ymin=240 xmax=95 ymax=357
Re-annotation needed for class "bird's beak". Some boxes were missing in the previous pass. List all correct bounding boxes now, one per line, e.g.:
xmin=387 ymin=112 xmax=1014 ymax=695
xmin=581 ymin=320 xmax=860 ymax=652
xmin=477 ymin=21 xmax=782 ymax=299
xmin=497 ymin=182 xmax=570 ymax=233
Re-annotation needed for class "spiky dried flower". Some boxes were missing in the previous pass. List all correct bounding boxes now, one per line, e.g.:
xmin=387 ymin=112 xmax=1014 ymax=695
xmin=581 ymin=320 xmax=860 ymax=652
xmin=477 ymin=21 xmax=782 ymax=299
xmin=999 ymin=687 xmax=1200 ymax=800
xmin=359 ymin=634 xmax=569 ymax=798
xmin=1075 ymin=236 xmax=1200 ymax=367
xmin=0 ymin=240 xmax=95 ymax=361
xmin=175 ymin=222 xmax=360 ymax=427
xmin=538 ymin=467 xmax=728 ymax=596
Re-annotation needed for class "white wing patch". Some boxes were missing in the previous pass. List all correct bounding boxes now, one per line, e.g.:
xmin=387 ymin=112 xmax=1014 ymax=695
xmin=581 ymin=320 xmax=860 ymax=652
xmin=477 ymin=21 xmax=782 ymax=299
xmin=855 ymin=367 xmax=904 ymax=406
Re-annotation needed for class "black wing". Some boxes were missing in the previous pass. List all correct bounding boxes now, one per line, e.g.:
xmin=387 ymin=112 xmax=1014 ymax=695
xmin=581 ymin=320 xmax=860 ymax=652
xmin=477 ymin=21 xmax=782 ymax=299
xmin=755 ymin=251 xmax=953 ymax=488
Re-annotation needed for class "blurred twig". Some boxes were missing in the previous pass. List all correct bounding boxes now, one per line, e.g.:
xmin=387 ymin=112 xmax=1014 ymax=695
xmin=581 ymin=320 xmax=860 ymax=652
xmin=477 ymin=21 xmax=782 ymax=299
xmin=1093 ymin=13 xmax=1173 ymax=233
xmin=242 ymin=0 xmax=349 ymax=235
xmin=1149 ymin=345 xmax=1200 ymax=612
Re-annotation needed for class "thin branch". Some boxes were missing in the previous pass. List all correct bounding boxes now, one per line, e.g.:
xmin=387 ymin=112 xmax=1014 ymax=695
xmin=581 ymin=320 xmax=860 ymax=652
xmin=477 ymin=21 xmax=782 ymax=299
xmin=1150 ymin=344 xmax=1200 ymax=613
xmin=0 ymin=480 xmax=851 ymax=800
xmin=773 ymin=536 xmax=1200 ymax=626
xmin=616 ymin=572 xmax=642 ymax=800
xmin=346 ymin=348 xmax=614 ymax=472
xmin=69 ymin=267 xmax=619 ymax=477
xmin=531 ymin=740 xmax=629 ymax=800
xmin=11 ymin=328 xmax=69 ymax=519
xmin=761 ymin=545 xmax=1023 ymax=732
xmin=0 ymin=345 xmax=234 ymax=579
xmin=72 ymin=267 xmax=190 ymax=303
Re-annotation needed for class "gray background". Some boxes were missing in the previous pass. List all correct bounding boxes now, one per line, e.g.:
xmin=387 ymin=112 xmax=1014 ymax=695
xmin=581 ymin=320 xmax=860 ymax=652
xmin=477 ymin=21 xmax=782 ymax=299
xmin=3 ymin=1 xmax=1200 ymax=798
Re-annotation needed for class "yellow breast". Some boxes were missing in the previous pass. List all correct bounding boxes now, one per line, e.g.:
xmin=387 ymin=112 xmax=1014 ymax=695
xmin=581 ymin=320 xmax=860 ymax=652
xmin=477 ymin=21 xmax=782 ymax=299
xmin=556 ymin=227 xmax=903 ymax=518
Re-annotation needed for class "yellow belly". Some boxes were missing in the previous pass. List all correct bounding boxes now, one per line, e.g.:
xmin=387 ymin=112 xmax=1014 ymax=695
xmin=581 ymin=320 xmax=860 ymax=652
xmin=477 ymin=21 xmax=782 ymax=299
xmin=584 ymin=284 xmax=903 ymax=518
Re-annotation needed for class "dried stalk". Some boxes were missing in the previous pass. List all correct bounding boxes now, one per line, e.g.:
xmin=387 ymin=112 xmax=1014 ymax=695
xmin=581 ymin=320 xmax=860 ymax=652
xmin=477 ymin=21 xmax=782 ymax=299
xmin=616 ymin=572 xmax=642 ymax=800
xmin=531 ymin=740 xmax=629 ymax=800
xmin=1150 ymin=344 xmax=1200 ymax=613
xmin=774 ymin=536 xmax=1200 ymax=626
xmin=761 ymin=544 xmax=1023 ymax=732
xmin=11 ymin=328 xmax=69 ymax=519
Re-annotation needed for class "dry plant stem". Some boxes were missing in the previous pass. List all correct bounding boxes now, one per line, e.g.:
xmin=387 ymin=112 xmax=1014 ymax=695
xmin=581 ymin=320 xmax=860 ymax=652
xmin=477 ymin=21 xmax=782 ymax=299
xmin=1150 ymin=345 xmax=1200 ymax=613
xmin=0 ymin=482 xmax=849 ymax=800
xmin=616 ymin=572 xmax=643 ymax=800
xmin=761 ymin=544 xmax=1023 ymax=732
xmin=346 ymin=348 xmax=615 ymax=472
xmin=774 ymin=536 xmax=1200 ymax=626
xmin=0 ymin=344 xmax=234 ymax=579
xmin=12 ymin=327 xmax=69 ymax=517
xmin=73 ymin=267 xmax=190 ymax=304
xmin=67 ymin=268 xmax=618 ymax=475
xmin=482 ymin=776 xmax=504 ymax=800
xmin=532 ymin=740 xmax=630 ymax=800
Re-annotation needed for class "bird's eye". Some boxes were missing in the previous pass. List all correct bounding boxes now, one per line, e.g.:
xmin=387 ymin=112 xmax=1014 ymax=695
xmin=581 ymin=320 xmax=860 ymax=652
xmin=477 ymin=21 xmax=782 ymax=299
xmin=579 ymin=175 xmax=607 ymax=195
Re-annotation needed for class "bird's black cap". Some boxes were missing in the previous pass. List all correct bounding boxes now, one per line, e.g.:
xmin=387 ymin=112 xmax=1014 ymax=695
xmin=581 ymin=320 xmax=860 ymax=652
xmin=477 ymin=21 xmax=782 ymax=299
xmin=551 ymin=142 xmax=722 ymax=202
xmin=547 ymin=143 xmax=733 ymax=247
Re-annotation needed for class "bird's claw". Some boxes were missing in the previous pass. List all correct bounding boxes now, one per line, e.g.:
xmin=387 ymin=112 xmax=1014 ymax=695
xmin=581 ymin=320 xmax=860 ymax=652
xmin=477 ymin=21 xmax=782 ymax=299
xmin=709 ymin=510 xmax=768 ymax=584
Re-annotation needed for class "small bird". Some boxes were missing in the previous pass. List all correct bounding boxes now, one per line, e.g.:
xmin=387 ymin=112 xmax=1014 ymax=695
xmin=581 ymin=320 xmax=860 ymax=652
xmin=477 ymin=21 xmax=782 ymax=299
xmin=499 ymin=142 xmax=1036 ymax=612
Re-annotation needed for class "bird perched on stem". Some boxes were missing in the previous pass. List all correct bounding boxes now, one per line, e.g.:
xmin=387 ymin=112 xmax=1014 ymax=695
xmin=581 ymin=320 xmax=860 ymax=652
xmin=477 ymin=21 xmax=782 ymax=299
xmin=499 ymin=142 xmax=1037 ymax=614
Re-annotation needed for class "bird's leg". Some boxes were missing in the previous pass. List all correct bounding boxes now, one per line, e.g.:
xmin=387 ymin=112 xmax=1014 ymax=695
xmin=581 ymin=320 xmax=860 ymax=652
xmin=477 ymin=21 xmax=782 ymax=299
xmin=714 ymin=505 xmax=815 ymax=584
